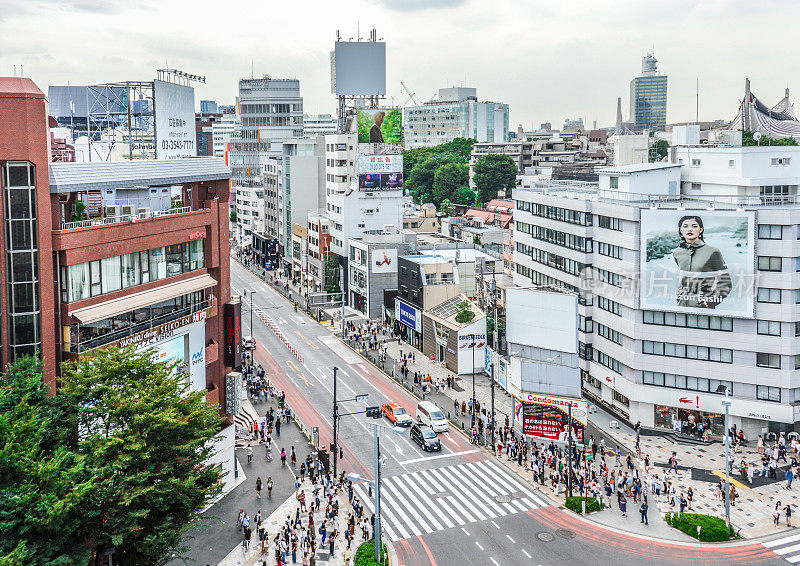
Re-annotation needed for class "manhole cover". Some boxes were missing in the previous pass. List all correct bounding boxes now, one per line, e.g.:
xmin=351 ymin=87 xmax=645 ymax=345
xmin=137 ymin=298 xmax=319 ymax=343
xmin=495 ymin=494 xmax=512 ymax=503
xmin=536 ymin=532 xmax=555 ymax=542
xmin=555 ymin=529 xmax=575 ymax=539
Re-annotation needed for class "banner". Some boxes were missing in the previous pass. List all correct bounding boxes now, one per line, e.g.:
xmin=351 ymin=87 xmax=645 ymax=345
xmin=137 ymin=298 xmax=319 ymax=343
xmin=224 ymin=301 xmax=242 ymax=368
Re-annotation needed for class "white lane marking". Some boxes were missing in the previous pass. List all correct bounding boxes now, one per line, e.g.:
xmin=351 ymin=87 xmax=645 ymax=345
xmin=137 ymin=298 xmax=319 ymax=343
xmin=380 ymin=480 xmax=434 ymax=535
xmin=417 ymin=468 xmax=476 ymax=524
xmin=787 ymin=555 xmax=800 ymax=564
xmin=506 ymin=534 xmax=515 ymax=543
xmin=461 ymin=527 xmax=470 ymax=536
xmin=475 ymin=542 xmax=484 ymax=551
xmin=446 ymin=465 xmax=507 ymax=517
xmin=468 ymin=462 xmax=530 ymax=513
xmin=397 ymin=449 xmax=478 ymax=465
xmin=776 ymin=543 xmax=800 ymax=555
xmin=492 ymin=521 xmax=500 ymax=529
xmin=490 ymin=558 xmax=500 ymax=566
xmin=389 ymin=475 xmax=444 ymax=532
xmin=436 ymin=466 xmax=497 ymax=522
xmin=765 ymin=533 xmax=800 ymax=548
xmin=423 ymin=467 xmax=482 ymax=522
xmin=522 ymin=550 xmax=531 ymax=559
xmin=407 ymin=470 xmax=461 ymax=528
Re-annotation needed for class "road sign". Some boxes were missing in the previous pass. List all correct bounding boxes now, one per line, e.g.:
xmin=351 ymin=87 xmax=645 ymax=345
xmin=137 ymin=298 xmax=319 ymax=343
xmin=585 ymin=444 xmax=594 ymax=461
xmin=355 ymin=394 xmax=369 ymax=403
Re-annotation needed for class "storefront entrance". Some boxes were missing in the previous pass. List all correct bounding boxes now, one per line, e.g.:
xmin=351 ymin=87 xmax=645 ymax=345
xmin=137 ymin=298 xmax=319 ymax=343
xmin=654 ymin=404 xmax=724 ymax=438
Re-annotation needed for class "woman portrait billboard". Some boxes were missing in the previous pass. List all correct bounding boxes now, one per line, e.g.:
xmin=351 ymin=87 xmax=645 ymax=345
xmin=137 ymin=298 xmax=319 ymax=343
xmin=639 ymin=209 xmax=755 ymax=317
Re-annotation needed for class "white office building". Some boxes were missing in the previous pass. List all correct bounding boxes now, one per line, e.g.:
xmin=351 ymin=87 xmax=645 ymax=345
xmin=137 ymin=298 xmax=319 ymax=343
xmin=513 ymin=126 xmax=800 ymax=439
xmin=303 ymin=113 xmax=337 ymax=137
xmin=403 ymin=87 xmax=509 ymax=149
xmin=212 ymin=115 xmax=236 ymax=158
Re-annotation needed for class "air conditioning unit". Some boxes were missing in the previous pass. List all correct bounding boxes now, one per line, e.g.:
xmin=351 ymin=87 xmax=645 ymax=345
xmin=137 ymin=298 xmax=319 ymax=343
xmin=137 ymin=207 xmax=151 ymax=216
xmin=120 ymin=205 xmax=136 ymax=216
xmin=104 ymin=205 xmax=120 ymax=217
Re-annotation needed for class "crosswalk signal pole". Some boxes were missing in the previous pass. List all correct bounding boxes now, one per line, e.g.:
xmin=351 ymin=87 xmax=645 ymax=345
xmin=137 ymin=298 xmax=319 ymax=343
xmin=374 ymin=427 xmax=382 ymax=563
xmin=567 ymin=402 xmax=573 ymax=498
xmin=333 ymin=366 xmax=339 ymax=478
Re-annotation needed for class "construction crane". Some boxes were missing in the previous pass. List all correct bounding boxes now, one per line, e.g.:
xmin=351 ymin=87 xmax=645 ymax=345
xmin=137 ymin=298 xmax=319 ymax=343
xmin=400 ymin=81 xmax=423 ymax=106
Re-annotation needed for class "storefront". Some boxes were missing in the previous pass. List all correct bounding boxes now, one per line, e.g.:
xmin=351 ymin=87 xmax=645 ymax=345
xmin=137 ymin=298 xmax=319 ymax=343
xmin=395 ymin=298 xmax=422 ymax=349
xmin=654 ymin=405 xmax=725 ymax=438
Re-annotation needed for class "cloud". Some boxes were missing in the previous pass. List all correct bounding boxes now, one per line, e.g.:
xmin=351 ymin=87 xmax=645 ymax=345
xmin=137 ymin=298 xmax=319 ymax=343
xmin=368 ymin=0 xmax=467 ymax=11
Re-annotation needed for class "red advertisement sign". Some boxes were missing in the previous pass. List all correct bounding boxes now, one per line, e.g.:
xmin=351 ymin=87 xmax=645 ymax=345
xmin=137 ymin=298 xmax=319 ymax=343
xmin=521 ymin=405 xmax=584 ymax=443
xmin=223 ymin=301 xmax=242 ymax=368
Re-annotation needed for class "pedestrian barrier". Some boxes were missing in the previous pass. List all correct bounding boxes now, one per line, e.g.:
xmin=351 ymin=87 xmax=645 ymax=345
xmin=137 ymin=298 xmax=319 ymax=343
xmin=241 ymin=295 xmax=304 ymax=365
xmin=609 ymin=420 xmax=620 ymax=429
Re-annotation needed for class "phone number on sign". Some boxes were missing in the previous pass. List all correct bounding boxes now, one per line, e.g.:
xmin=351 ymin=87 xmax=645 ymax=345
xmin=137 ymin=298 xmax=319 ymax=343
xmin=161 ymin=140 xmax=195 ymax=150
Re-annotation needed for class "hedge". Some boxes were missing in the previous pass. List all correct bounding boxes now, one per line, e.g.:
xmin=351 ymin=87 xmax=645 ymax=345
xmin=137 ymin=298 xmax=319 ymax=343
xmin=565 ymin=496 xmax=603 ymax=514
xmin=355 ymin=540 xmax=388 ymax=566
xmin=665 ymin=512 xmax=736 ymax=542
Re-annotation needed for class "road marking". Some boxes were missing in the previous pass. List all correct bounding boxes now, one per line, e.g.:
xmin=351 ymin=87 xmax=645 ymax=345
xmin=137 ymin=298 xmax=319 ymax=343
xmin=475 ymin=542 xmax=483 ymax=551
xmin=506 ymin=534 xmax=515 ymax=543
xmin=522 ymin=550 xmax=531 ymax=559
xmin=461 ymin=527 xmax=470 ymax=536
xmin=306 ymin=339 xmax=319 ymax=350
xmin=295 ymin=330 xmax=308 ymax=340
xmin=765 ymin=533 xmax=800 ymax=548
xmin=397 ymin=449 xmax=478 ymax=465
xmin=491 ymin=520 xmax=500 ymax=529
xmin=711 ymin=470 xmax=750 ymax=490
xmin=490 ymin=558 xmax=500 ymax=566
xmin=286 ymin=360 xmax=299 ymax=373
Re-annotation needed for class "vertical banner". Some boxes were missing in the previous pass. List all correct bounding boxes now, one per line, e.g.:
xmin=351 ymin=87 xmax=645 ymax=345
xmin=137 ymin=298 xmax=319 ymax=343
xmin=224 ymin=301 xmax=242 ymax=368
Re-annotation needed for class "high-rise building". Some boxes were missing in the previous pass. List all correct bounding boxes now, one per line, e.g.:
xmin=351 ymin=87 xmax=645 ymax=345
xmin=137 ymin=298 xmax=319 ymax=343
xmin=629 ymin=53 xmax=667 ymax=133
xmin=200 ymin=100 xmax=218 ymax=114
xmin=403 ymin=87 xmax=510 ymax=149
xmin=303 ymin=114 xmax=337 ymax=137
xmin=513 ymin=126 xmax=800 ymax=439
xmin=1 ymin=76 xmax=238 ymax=491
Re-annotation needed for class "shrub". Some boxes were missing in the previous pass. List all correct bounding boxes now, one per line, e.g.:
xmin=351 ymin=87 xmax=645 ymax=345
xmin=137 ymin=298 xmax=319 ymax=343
xmin=354 ymin=540 xmax=388 ymax=566
xmin=565 ymin=496 xmax=603 ymax=514
xmin=665 ymin=512 xmax=736 ymax=542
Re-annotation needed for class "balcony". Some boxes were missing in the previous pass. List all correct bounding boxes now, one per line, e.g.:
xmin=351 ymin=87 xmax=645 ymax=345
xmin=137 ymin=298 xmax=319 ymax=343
xmin=61 ymin=205 xmax=196 ymax=230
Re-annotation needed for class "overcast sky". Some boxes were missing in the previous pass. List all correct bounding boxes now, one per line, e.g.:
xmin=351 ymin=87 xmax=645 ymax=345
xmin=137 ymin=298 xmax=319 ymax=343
xmin=2 ymin=0 xmax=798 ymax=129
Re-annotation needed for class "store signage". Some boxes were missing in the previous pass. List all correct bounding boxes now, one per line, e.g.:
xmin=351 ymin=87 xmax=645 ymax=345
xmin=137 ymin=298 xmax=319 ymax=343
xmin=224 ymin=301 xmax=242 ymax=368
xmin=458 ymin=332 xmax=486 ymax=349
xmin=396 ymin=299 xmax=421 ymax=332
xmin=225 ymin=371 xmax=242 ymax=416
xmin=117 ymin=311 xmax=206 ymax=349
xmin=189 ymin=230 xmax=206 ymax=240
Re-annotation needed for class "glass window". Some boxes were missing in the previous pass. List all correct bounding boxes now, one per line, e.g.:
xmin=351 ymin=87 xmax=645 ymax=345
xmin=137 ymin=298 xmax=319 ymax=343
xmin=758 ymin=224 xmax=783 ymax=239
xmin=758 ymin=256 xmax=782 ymax=272
xmin=757 ymin=288 xmax=781 ymax=303
xmin=757 ymin=320 xmax=781 ymax=336
xmin=67 ymin=262 xmax=90 ymax=302
xmin=100 ymin=256 xmax=121 ymax=294
xmin=121 ymin=252 xmax=141 ymax=289
xmin=189 ymin=240 xmax=205 ymax=270
xmin=756 ymin=352 xmax=781 ymax=369
xmin=165 ymin=244 xmax=184 ymax=277
xmin=140 ymin=251 xmax=150 ymax=284
xmin=90 ymin=260 xmax=101 ymax=296
xmin=757 ymin=385 xmax=781 ymax=402
xmin=150 ymin=247 xmax=166 ymax=280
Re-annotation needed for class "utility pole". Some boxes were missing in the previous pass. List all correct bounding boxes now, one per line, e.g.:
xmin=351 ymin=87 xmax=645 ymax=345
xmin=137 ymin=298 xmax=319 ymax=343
xmin=567 ymin=402 xmax=573 ymax=498
xmin=374 ymin=428 xmax=383 ymax=563
xmin=723 ymin=394 xmax=731 ymax=533
xmin=339 ymin=266 xmax=345 ymax=335
xmin=490 ymin=268 xmax=497 ymax=455
xmin=333 ymin=365 xmax=339 ymax=478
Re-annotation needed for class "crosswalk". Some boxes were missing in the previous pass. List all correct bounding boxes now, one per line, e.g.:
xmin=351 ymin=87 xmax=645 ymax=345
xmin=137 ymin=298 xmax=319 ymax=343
xmin=352 ymin=459 xmax=547 ymax=541
xmin=764 ymin=533 xmax=800 ymax=563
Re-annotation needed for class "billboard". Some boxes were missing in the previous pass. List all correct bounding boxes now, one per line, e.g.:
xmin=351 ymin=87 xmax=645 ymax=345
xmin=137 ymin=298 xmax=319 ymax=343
xmin=372 ymin=248 xmax=398 ymax=274
xmin=639 ymin=210 xmax=755 ymax=317
xmin=154 ymin=79 xmax=196 ymax=159
xmin=358 ymin=172 xmax=403 ymax=191
xmin=506 ymin=287 xmax=577 ymax=354
xmin=396 ymin=298 xmax=421 ymax=332
xmin=358 ymin=154 xmax=403 ymax=174
xmin=224 ymin=301 xmax=242 ymax=368
xmin=513 ymin=393 xmax=587 ymax=444
xmin=357 ymin=108 xmax=402 ymax=143
xmin=331 ymin=41 xmax=386 ymax=96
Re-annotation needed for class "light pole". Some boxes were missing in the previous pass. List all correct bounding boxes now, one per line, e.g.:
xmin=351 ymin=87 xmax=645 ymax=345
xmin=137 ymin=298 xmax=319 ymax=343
xmin=490 ymin=272 xmax=498 ymax=455
xmin=567 ymin=402 xmax=573 ymax=498
xmin=333 ymin=366 xmax=339 ymax=478
xmin=249 ymin=290 xmax=257 ymax=335
xmin=717 ymin=383 xmax=732 ymax=533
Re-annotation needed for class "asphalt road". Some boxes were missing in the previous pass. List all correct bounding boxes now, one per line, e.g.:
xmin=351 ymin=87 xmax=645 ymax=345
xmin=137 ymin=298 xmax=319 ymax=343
xmin=229 ymin=260 xmax=787 ymax=566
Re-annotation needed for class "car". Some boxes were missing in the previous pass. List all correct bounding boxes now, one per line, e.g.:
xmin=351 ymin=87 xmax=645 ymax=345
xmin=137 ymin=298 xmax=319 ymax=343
xmin=243 ymin=336 xmax=257 ymax=350
xmin=382 ymin=402 xmax=413 ymax=427
xmin=410 ymin=423 xmax=441 ymax=452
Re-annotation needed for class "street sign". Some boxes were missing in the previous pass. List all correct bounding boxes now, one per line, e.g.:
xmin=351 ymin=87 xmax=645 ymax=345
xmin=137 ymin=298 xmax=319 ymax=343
xmin=312 ymin=426 xmax=319 ymax=449
xmin=355 ymin=394 xmax=369 ymax=403
xmin=585 ymin=444 xmax=594 ymax=461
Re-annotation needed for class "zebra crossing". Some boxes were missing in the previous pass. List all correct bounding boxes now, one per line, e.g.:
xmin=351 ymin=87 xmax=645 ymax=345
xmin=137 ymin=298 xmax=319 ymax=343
xmin=352 ymin=458 xmax=547 ymax=541
xmin=764 ymin=533 xmax=800 ymax=563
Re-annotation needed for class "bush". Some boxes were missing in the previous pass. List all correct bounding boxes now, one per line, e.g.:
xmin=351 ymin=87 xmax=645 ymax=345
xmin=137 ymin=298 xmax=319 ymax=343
xmin=665 ymin=512 xmax=736 ymax=542
xmin=565 ymin=496 xmax=603 ymax=514
xmin=355 ymin=540 xmax=388 ymax=566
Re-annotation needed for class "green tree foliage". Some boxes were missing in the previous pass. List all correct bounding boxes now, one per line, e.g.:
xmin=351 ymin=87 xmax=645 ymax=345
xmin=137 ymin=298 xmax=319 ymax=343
xmin=472 ymin=153 xmax=517 ymax=204
xmin=455 ymin=301 xmax=475 ymax=324
xmin=742 ymin=130 xmax=798 ymax=146
xmin=654 ymin=139 xmax=669 ymax=159
xmin=0 ymin=348 xmax=224 ymax=566
xmin=403 ymin=138 xmax=476 ymax=205
xmin=450 ymin=186 xmax=475 ymax=206
xmin=432 ymin=162 xmax=469 ymax=206
xmin=229 ymin=209 xmax=237 ymax=223
xmin=439 ymin=198 xmax=455 ymax=216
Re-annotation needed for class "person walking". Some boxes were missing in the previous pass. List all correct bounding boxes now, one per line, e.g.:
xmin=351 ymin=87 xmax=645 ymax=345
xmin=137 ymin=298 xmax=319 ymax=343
xmin=787 ymin=466 xmax=794 ymax=490
xmin=247 ymin=444 xmax=254 ymax=465
xmin=256 ymin=476 xmax=262 ymax=499
xmin=619 ymin=492 xmax=627 ymax=518
xmin=775 ymin=501 xmax=783 ymax=527
xmin=640 ymin=497 xmax=649 ymax=525
xmin=268 ymin=476 xmax=274 ymax=498
xmin=787 ymin=503 xmax=793 ymax=527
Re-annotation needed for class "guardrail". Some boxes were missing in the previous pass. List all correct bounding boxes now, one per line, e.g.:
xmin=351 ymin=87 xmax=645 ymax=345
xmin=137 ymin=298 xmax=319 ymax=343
xmin=60 ymin=206 xmax=198 ymax=230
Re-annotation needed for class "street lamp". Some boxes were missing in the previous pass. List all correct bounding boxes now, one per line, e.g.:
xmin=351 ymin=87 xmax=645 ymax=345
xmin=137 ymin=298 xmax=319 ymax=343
xmin=716 ymin=383 xmax=732 ymax=533
xmin=348 ymin=423 xmax=405 ymax=563
xmin=248 ymin=290 xmax=258 ymax=335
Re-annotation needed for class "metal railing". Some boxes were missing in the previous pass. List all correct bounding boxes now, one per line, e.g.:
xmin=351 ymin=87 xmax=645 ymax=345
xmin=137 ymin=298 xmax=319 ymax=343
xmin=60 ymin=206 xmax=198 ymax=230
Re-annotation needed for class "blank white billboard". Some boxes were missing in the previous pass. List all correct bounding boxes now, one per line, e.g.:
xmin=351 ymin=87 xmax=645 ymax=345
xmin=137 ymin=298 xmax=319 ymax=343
xmin=506 ymin=287 xmax=577 ymax=354
xmin=331 ymin=42 xmax=386 ymax=96
xmin=154 ymin=79 xmax=196 ymax=159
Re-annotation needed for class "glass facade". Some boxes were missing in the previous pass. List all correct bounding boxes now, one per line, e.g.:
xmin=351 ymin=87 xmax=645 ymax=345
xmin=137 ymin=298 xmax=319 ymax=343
xmin=3 ymin=162 xmax=40 ymax=361
xmin=630 ymin=75 xmax=667 ymax=132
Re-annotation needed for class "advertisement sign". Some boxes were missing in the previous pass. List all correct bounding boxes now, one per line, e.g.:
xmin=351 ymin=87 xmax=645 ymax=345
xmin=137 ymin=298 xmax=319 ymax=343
xmin=154 ymin=79 xmax=196 ymax=159
xmin=225 ymin=371 xmax=242 ymax=416
xmin=639 ymin=209 xmax=755 ymax=317
xmin=330 ymin=41 xmax=386 ymax=96
xmin=506 ymin=287 xmax=577 ymax=354
xmin=396 ymin=298 xmax=421 ymax=332
xmin=357 ymin=108 xmax=402 ymax=143
xmin=358 ymin=154 xmax=403 ymax=174
xmin=224 ymin=301 xmax=242 ymax=368
xmin=498 ymin=358 xmax=507 ymax=389
xmin=512 ymin=390 xmax=587 ymax=443
xmin=371 ymin=248 xmax=398 ymax=274
xmin=358 ymin=173 xmax=403 ymax=191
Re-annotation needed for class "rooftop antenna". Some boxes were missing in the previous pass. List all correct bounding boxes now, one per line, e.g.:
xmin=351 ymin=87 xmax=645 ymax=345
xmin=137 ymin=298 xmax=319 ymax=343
xmin=695 ymin=77 xmax=699 ymax=124
xmin=251 ymin=60 xmax=254 ymax=79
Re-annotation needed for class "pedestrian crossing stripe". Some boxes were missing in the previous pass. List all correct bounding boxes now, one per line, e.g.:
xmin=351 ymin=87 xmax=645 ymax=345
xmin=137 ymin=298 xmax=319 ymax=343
xmin=352 ymin=459 xmax=547 ymax=542
xmin=764 ymin=533 xmax=800 ymax=563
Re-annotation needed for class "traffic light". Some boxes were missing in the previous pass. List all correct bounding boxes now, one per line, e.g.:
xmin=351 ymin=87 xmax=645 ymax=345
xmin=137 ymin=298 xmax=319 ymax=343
xmin=366 ymin=406 xmax=382 ymax=419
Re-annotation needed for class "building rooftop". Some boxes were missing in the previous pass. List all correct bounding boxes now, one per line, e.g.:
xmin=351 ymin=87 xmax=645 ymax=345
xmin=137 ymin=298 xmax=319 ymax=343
xmin=49 ymin=157 xmax=231 ymax=193
xmin=597 ymin=162 xmax=682 ymax=175
xmin=0 ymin=77 xmax=45 ymax=98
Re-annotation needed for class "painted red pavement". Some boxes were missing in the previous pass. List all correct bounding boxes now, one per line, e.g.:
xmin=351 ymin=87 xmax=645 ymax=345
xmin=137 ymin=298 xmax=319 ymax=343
xmin=528 ymin=506 xmax=778 ymax=564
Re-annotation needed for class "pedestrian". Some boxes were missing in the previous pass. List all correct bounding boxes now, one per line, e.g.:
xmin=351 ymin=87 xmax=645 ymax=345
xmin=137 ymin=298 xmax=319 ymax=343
xmin=243 ymin=524 xmax=252 ymax=550
xmin=640 ymin=497 xmax=649 ymax=525
xmin=787 ymin=503 xmax=793 ymax=527
xmin=247 ymin=444 xmax=254 ymax=465
xmin=619 ymin=492 xmax=627 ymax=517
xmin=679 ymin=492 xmax=687 ymax=514
xmin=687 ymin=487 xmax=693 ymax=510
xmin=787 ymin=467 xmax=794 ymax=490
xmin=268 ymin=476 xmax=274 ymax=498
xmin=775 ymin=501 xmax=782 ymax=526
xmin=256 ymin=476 xmax=262 ymax=499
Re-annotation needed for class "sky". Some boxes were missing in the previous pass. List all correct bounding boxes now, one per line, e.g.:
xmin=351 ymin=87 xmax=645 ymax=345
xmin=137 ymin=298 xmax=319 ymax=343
xmin=1 ymin=0 xmax=799 ymax=130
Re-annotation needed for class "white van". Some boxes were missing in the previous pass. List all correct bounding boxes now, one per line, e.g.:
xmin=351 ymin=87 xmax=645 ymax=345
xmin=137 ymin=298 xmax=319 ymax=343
xmin=417 ymin=401 xmax=449 ymax=433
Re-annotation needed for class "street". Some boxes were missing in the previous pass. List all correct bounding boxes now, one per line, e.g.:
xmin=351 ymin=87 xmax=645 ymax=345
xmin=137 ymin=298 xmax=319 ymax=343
xmin=229 ymin=259 xmax=786 ymax=566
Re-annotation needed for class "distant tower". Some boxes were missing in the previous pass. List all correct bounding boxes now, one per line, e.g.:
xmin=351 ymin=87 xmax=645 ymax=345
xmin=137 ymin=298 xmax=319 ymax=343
xmin=629 ymin=52 xmax=667 ymax=132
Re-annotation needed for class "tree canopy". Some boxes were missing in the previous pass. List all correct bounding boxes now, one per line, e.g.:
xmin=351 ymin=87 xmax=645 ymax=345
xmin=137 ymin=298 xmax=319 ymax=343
xmin=403 ymin=138 xmax=476 ymax=207
xmin=472 ymin=153 xmax=517 ymax=204
xmin=741 ymin=130 xmax=798 ymax=146
xmin=0 ymin=347 xmax=224 ymax=566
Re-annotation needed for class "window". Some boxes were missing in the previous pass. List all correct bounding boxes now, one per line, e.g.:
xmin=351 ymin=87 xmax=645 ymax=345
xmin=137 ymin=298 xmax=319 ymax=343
xmin=729 ymin=159 xmax=735 ymax=168
xmin=613 ymin=391 xmax=629 ymax=407
xmin=771 ymin=157 xmax=791 ymax=166
xmin=643 ymin=340 xmax=733 ymax=363
xmin=121 ymin=252 xmax=140 ymax=289
xmin=596 ymin=350 xmax=621 ymax=373
xmin=100 ymin=256 xmax=122 ymax=294
xmin=691 ymin=158 xmax=701 ymax=167
xmin=596 ymin=322 xmax=622 ymax=345
xmin=597 ymin=216 xmax=622 ymax=231
xmin=579 ymin=342 xmax=593 ymax=360
xmin=578 ymin=315 xmax=593 ymax=333
xmin=757 ymin=287 xmax=781 ymax=303
xmin=796 ymin=322 xmax=800 ymax=337
xmin=644 ymin=371 xmax=732 ymax=395
xmin=582 ymin=370 xmax=601 ymax=389
xmin=758 ymin=224 xmax=783 ymax=239
xmin=691 ymin=183 xmax=701 ymax=191
xmin=597 ymin=242 xmax=622 ymax=259
xmin=598 ymin=296 xmax=622 ymax=316
xmin=757 ymin=320 xmax=781 ymax=336
xmin=643 ymin=310 xmax=732 ymax=331
xmin=757 ymin=385 xmax=781 ymax=402
xmin=527 ymin=225 xmax=592 ymax=252
xmin=595 ymin=267 xmax=622 ymax=287
xmin=756 ymin=352 xmax=781 ymax=369
xmin=758 ymin=256 xmax=782 ymax=272
xmin=609 ymin=176 xmax=619 ymax=189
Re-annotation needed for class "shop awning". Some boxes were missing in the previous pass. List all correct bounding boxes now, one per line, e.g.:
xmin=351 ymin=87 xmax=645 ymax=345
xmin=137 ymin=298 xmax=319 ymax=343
xmin=70 ymin=274 xmax=217 ymax=324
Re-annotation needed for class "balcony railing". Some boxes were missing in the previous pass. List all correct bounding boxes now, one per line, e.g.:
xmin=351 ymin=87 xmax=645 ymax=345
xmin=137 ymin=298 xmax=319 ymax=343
xmin=61 ymin=206 xmax=197 ymax=230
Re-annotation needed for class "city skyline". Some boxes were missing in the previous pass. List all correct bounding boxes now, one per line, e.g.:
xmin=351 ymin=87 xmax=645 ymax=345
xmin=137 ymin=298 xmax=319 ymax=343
xmin=2 ymin=0 xmax=799 ymax=129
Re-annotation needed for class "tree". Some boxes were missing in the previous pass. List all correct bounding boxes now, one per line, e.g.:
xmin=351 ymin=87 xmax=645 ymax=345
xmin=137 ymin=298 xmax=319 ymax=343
xmin=472 ymin=153 xmax=517 ymax=204
xmin=0 ymin=348 xmax=224 ymax=566
xmin=455 ymin=301 xmax=475 ymax=324
xmin=450 ymin=186 xmax=475 ymax=206
xmin=654 ymin=139 xmax=669 ymax=160
xmin=405 ymin=153 xmax=457 ymax=204
xmin=742 ymin=130 xmax=798 ymax=146
xmin=439 ymin=198 xmax=455 ymax=216
xmin=431 ymin=162 xmax=469 ymax=206
xmin=229 ymin=209 xmax=237 ymax=223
